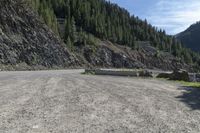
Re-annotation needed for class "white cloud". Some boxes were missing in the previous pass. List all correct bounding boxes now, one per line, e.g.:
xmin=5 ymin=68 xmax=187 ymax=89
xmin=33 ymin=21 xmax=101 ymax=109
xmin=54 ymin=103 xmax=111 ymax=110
xmin=146 ymin=0 xmax=200 ymax=35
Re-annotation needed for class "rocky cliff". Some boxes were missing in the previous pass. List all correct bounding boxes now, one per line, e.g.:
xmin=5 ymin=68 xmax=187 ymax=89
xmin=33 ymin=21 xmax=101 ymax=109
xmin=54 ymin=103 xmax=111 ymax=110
xmin=0 ymin=0 xmax=78 ymax=70
xmin=74 ymin=41 xmax=192 ymax=71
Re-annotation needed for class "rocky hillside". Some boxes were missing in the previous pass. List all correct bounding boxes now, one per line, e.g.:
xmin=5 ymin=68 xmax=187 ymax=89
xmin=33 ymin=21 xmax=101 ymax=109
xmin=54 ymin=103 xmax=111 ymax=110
xmin=74 ymin=41 xmax=192 ymax=71
xmin=177 ymin=22 xmax=200 ymax=52
xmin=0 ymin=0 xmax=78 ymax=70
xmin=0 ymin=0 xmax=197 ymax=72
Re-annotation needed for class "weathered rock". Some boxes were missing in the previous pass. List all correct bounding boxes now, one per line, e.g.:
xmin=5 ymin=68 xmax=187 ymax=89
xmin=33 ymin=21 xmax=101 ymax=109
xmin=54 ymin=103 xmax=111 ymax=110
xmin=196 ymin=74 xmax=200 ymax=82
xmin=0 ymin=0 xmax=78 ymax=70
xmin=170 ymin=69 xmax=190 ymax=81
xmin=189 ymin=73 xmax=200 ymax=82
xmin=139 ymin=70 xmax=153 ymax=77
xmin=75 ymin=41 xmax=193 ymax=71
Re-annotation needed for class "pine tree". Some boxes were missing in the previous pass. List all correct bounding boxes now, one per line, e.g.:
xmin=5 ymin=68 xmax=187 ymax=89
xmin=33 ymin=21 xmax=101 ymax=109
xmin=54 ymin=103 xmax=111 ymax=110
xmin=66 ymin=37 xmax=73 ymax=51
xmin=64 ymin=17 xmax=71 ymax=42
xmin=70 ymin=17 xmax=77 ymax=43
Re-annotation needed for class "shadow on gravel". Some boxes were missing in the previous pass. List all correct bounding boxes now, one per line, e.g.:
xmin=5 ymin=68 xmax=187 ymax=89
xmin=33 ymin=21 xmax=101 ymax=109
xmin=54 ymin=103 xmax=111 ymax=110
xmin=177 ymin=87 xmax=200 ymax=110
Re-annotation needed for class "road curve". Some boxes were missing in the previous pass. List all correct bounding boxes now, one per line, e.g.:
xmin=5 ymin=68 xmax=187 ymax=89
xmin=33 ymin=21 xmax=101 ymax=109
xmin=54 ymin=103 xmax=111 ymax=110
xmin=0 ymin=70 xmax=200 ymax=133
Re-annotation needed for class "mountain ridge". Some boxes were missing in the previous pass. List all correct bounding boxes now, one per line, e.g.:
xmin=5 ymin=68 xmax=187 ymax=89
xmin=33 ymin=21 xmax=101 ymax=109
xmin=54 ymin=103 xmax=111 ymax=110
xmin=0 ymin=0 xmax=199 ymax=72
xmin=177 ymin=21 xmax=200 ymax=52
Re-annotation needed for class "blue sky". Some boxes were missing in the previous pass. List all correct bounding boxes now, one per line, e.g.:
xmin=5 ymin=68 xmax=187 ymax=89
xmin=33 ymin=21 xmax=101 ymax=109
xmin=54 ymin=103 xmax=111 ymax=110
xmin=107 ymin=0 xmax=200 ymax=35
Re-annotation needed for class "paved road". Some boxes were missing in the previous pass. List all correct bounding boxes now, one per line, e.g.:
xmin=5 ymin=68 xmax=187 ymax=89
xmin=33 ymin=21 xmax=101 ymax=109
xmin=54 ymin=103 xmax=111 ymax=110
xmin=0 ymin=70 xmax=200 ymax=133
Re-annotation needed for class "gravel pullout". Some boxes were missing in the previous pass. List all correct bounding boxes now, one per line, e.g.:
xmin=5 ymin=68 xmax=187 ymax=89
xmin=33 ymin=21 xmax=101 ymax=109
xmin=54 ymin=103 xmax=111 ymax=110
xmin=0 ymin=70 xmax=200 ymax=133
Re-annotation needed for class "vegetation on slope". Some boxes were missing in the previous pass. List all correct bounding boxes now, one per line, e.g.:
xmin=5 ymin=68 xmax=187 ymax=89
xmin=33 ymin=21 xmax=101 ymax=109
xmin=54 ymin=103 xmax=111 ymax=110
xmin=28 ymin=0 xmax=200 ymax=70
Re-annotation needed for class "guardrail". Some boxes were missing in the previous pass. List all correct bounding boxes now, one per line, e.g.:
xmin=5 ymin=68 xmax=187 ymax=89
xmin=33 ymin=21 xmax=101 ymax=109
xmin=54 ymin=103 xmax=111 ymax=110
xmin=85 ymin=69 xmax=152 ymax=77
xmin=95 ymin=69 xmax=139 ymax=76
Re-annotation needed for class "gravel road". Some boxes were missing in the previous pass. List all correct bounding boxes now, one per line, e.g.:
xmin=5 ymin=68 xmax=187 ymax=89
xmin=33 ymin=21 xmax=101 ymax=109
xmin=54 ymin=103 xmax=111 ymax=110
xmin=0 ymin=70 xmax=200 ymax=133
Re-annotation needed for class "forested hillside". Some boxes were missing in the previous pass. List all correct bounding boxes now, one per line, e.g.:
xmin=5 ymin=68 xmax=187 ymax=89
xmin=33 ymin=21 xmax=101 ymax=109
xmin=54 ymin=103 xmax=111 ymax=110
xmin=30 ymin=0 xmax=200 ymax=67
xmin=177 ymin=21 xmax=200 ymax=52
xmin=0 ymin=0 xmax=199 ymax=71
xmin=31 ymin=0 xmax=177 ymax=50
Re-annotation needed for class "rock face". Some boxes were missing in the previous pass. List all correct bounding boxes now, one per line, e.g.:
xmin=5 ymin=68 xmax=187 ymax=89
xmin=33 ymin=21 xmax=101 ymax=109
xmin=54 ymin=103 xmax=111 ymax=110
xmin=75 ymin=41 xmax=192 ymax=71
xmin=0 ymin=0 xmax=78 ymax=70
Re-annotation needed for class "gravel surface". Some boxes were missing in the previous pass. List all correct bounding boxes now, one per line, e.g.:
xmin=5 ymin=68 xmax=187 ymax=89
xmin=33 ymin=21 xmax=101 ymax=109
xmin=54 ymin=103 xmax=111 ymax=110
xmin=0 ymin=70 xmax=200 ymax=133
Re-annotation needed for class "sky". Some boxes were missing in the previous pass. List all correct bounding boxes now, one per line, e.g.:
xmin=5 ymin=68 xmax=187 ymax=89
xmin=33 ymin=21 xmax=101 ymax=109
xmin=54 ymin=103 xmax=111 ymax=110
xmin=107 ymin=0 xmax=200 ymax=35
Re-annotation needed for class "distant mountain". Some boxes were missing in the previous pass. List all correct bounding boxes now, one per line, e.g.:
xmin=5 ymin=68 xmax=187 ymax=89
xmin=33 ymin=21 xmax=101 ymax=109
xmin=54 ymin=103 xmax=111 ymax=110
xmin=177 ymin=22 xmax=200 ymax=52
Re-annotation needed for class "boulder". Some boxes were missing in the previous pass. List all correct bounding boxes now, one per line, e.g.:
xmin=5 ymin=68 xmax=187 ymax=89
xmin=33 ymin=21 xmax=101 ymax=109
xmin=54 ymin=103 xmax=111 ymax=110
xmin=195 ymin=74 xmax=200 ymax=82
xmin=139 ymin=70 xmax=153 ymax=77
xmin=170 ymin=69 xmax=190 ymax=81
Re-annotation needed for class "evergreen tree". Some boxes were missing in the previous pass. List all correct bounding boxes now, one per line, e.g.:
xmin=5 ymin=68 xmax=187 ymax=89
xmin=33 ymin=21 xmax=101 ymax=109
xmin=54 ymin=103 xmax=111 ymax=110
xmin=66 ymin=37 xmax=73 ymax=51
xmin=70 ymin=17 xmax=77 ymax=43
xmin=64 ymin=17 xmax=71 ymax=42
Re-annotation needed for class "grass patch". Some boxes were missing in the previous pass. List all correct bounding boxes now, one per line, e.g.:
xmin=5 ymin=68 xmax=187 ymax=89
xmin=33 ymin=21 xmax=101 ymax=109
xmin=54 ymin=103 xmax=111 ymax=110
xmin=177 ymin=81 xmax=200 ymax=88
xmin=156 ymin=78 xmax=200 ymax=89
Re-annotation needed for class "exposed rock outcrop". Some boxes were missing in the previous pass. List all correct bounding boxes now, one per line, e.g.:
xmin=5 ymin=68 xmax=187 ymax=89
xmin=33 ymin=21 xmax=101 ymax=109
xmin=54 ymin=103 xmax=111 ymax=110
xmin=0 ymin=0 xmax=78 ymax=70
xmin=75 ymin=41 xmax=193 ymax=71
